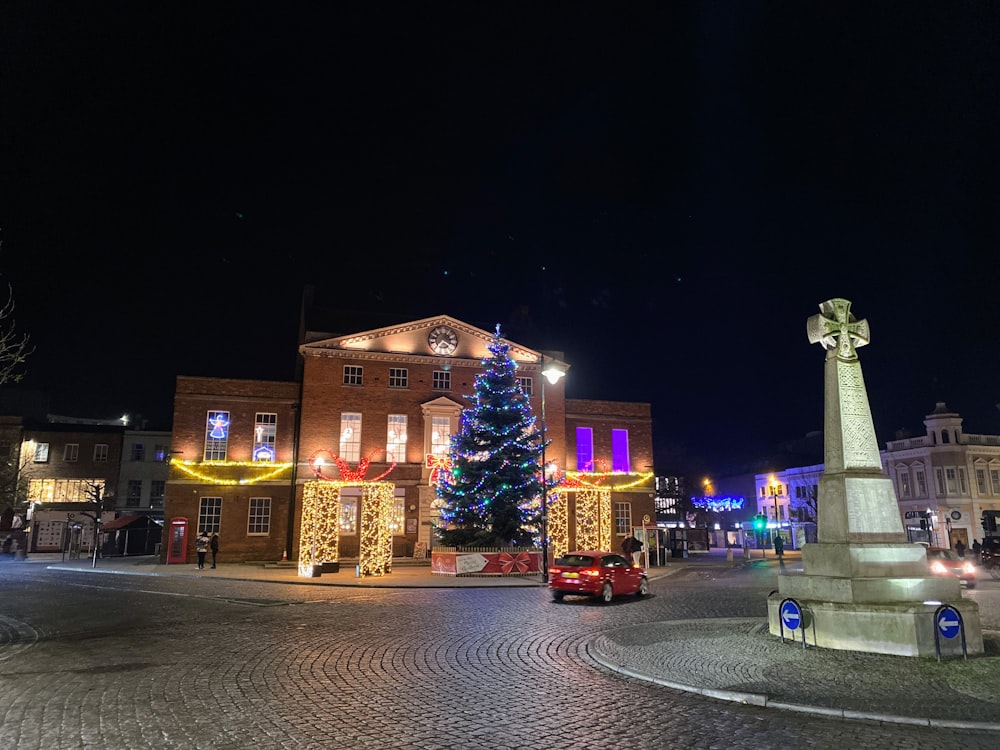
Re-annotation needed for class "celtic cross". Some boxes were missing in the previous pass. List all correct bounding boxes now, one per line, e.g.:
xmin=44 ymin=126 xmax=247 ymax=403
xmin=806 ymin=298 xmax=870 ymax=361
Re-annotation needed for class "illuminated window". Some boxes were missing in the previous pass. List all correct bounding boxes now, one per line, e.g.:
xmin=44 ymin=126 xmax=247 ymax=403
xmin=432 ymin=371 xmax=451 ymax=391
xmin=389 ymin=368 xmax=408 ymax=388
xmin=386 ymin=414 xmax=407 ymax=463
xmin=150 ymin=480 xmax=165 ymax=508
xmin=33 ymin=443 xmax=49 ymax=463
xmin=611 ymin=429 xmax=630 ymax=472
xmin=340 ymin=413 xmax=361 ymax=462
xmin=126 ymin=480 xmax=142 ymax=508
xmin=154 ymin=444 xmax=169 ymax=462
xmin=340 ymin=494 xmax=358 ymax=534
xmin=64 ymin=443 xmax=79 ymax=462
xmin=343 ymin=366 xmax=363 ymax=386
xmin=248 ymin=497 xmax=271 ymax=535
xmin=253 ymin=413 xmax=277 ymax=462
xmin=27 ymin=478 xmax=104 ymax=503
xmin=94 ymin=444 xmax=109 ymax=462
xmin=198 ymin=497 xmax=222 ymax=534
xmin=204 ymin=411 xmax=230 ymax=461
xmin=430 ymin=416 xmax=451 ymax=456
xmin=897 ymin=470 xmax=911 ymax=498
xmin=576 ymin=427 xmax=593 ymax=470
xmin=390 ymin=496 xmax=405 ymax=535
xmin=614 ymin=502 xmax=632 ymax=535
xmin=517 ymin=377 xmax=533 ymax=396
xmin=131 ymin=443 xmax=145 ymax=461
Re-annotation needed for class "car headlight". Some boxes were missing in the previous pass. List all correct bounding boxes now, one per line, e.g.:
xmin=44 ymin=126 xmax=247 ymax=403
xmin=930 ymin=561 xmax=947 ymax=574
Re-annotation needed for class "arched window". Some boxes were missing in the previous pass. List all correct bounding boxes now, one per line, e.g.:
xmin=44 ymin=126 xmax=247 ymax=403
xmin=941 ymin=430 xmax=950 ymax=444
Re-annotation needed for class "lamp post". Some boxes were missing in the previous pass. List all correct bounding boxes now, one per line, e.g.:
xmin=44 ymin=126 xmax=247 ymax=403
xmin=539 ymin=355 xmax=565 ymax=583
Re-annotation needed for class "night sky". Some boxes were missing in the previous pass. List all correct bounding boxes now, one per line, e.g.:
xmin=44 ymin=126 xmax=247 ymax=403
xmin=1 ymin=3 xmax=998 ymax=477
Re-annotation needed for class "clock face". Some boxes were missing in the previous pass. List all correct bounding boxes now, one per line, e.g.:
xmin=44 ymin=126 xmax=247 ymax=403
xmin=427 ymin=325 xmax=458 ymax=355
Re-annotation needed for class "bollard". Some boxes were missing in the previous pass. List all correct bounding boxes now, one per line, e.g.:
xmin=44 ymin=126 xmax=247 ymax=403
xmin=726 ymin=547 xmax=733 ymax=565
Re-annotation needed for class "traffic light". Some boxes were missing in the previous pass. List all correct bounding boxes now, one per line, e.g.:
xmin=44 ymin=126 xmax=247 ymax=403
xmin=753 ymin=513 xmax=766 ymax=532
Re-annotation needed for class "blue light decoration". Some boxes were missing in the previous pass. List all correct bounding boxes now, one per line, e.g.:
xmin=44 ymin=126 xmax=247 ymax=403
xmin=253 ymin=444 xmax=275 ymax=462
xmin=691 ymin=495 xmax=746 ymax=513
xmin=208 ymin=412 xmax=230 ymax=440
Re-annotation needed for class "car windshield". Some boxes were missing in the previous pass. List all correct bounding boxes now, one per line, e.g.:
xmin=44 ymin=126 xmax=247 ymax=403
xmin=929 ymin=549 xmax=959 ymax=561
xmin=556 ymin=555 xmax=596 ymax=567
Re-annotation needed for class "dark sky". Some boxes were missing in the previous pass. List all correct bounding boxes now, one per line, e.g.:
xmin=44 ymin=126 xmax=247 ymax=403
xmin=1 ymin=3 xmax=998 ymax=477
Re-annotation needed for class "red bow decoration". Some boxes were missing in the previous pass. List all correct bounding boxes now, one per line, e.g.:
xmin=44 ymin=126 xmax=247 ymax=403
xmin=309 ymin=449 xmax=396 ymax=482
xmin=425 ymin=453 xmax=453 ymax=484
xmin=498 ymin=551 xmax=531 ymax=574
xmin=559 ymin=458 xmax=610 ymax=487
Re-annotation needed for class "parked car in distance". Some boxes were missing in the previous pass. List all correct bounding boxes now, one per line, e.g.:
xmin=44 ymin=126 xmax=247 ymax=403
xmin=926 ymin=547 xmax=976 ymax=588
xmin=548 ymin=550 xmax=649 ymax=603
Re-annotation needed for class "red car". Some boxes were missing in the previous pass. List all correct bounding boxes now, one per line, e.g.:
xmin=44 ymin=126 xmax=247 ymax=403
xmin=926 ymin=547 xmax=977 ymax=588
xmin=548 ymin=550 xmax=649 ymax=602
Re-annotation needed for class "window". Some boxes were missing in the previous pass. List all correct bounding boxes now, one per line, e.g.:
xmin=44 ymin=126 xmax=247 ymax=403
xmin=977 ymin=469 xmax=987 ymax=494
xmin=33 ymin=443 xmax=50 ymax=463
xmin=576 ymin=427 xmax=594 ymax=471
xmin=430 ymin=416 xmax=451 ymax=456
xmin=64 ymin=443 xmax=79 ymax=462
xmin=432 ymin=370 xmax=451 ymax=391
xmin=517 ymin=377 xmax=533 ymax=397
xmin=916 ymin=470 xmax=927 ymax=497
xmin=611 ymin=429 xmax=630 ymax=473
xmin=126 ymin=480 xmax=142 ymax=508
xmin=204 ymin=411 xmax=230 ymax=461
xmin=154 ymin=444 xmax=169 ymax=462
xmin=343 ymin=365 xmax=363 ymax=386
xmin=248 ymin=497 xmax=271 ymax=535
xmin=945 ymin=468 xmax=957 ymax=494
xmin=387 ymin=414 xmax=407 ymax=463
xmin=150 ymin=480 xmax=165 ymax=508
xmin=131 ymin=443 xmax=145 ymax=461
xmin=389 ymin=368 xmax=408 ymax=388
xmin=935 ymin=468 xmax=946 ymax=496
xmin=340 ymin=413 xmax=362 ymax=463
xmin=253 ymin=413 xmax=277 ymax=462
xmin=897 ymin=470 xmax=911 ymax=498
xmin=340 ymin=495 xmax=358 ymax=534
xmin=94 ymin=444 xmax=109 ymax=462
xmin=614 ymin=502 xmax=632 ymax=536
xmin=941 ymin=430 xmax=950 ymax=444
xmin=992 ymin=469 xmax=1000 ymax=494
xmin=198 ymin=497 xmax=222 ymax=534
xmin=390 ymin=496 xmax=405 ymax=535
xmin=27 ymin=478 xmax=104 ymax=504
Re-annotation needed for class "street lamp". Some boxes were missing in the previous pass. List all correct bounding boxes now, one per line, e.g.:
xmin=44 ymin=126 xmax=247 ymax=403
xmin=539 ymin=355 xmax=565 ymax=583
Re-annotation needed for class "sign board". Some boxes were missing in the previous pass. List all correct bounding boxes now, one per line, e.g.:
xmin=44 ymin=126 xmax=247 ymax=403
xmin=780 ymin=599 xmax=802 ymax=631
xmin=412 ymin=541 xmax=428 ymax=559
xmin=937 ymin=606 xmax=961 ymax=640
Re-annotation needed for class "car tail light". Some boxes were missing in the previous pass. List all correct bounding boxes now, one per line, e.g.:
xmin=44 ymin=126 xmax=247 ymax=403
xmin=581 ymin=568 xmax=601 ymax=578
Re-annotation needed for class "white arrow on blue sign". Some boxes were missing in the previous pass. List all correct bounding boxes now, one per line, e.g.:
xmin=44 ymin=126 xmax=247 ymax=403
xmin=780 ymin=599 xmax=802 ymax=631
xmin=937 ymin=606 xmax=961 ymax=639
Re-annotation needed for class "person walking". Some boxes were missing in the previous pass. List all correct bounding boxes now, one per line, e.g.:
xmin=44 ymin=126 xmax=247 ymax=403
xmin=955 ymin=539 xmax=966 ymax=558
xmin=195 ymin=530 xmax=211 ymax=570
xmin=210 ymin=533 xmax=219 ymax=569
xmin=973 ymin=539 xmax=982 ymax=559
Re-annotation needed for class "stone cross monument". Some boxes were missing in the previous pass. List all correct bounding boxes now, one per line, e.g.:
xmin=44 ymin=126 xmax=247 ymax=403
xmin=767 ymin=298 xmax=983 ymax=656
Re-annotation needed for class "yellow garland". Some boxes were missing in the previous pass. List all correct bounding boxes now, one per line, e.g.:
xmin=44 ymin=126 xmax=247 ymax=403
xmin=562 ymin=470 xmax=654 ymax=490
xmin=169 ymin=459 xmax=294 ymax=485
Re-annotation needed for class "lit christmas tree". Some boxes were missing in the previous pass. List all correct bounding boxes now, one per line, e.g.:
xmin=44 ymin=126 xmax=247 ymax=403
xmin=435 ymin=325 xmax=542 ymax=548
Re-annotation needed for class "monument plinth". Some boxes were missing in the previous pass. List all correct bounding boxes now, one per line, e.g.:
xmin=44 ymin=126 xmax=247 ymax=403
xmin=767 ymin=298 xmax=982 ymax=656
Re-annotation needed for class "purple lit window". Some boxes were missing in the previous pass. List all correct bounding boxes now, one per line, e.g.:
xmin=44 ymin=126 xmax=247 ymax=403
xmin=611 ymin=429 xmax=630 ymax=473
xmin=576 ymin=427 xmax=593 ymax=470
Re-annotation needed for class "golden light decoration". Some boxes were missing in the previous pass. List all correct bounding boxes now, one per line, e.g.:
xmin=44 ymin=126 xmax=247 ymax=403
xmin=358 ymin=482 xmax=395 ymax=577
xmin=561 ymin=470 xmax=655 ymax=491
xmin=170 ymin=459 xmax=293 ymax=485
xmin=575 ymin=487 xmax=612 ymax=551
xmin=298 ymin=481 xmax=342 ymax=577
xmin=548 ymin=490 xmax=569 ymax=560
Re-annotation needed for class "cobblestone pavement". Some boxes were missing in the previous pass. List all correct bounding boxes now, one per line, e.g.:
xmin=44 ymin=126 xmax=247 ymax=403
xmin=1 ymin=552 xmax=999 ymax=749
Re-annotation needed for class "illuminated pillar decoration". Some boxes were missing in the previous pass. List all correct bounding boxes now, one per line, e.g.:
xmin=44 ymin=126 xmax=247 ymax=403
xmin=548 ymin=489 xmax=569 ymax=560
xmin=358 ymin=482 xmax=395 ymax=576
xmin=575 ymin=487 xmax=612 ymax=551
xmin=597 ymin=489 xmax=612 ymax=551
xmin=299 ymin=481 xmax=341 ymax=577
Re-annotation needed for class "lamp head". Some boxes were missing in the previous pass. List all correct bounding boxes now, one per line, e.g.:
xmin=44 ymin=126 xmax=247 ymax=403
xmin=542 ymin=365 xmax=565 ymax=385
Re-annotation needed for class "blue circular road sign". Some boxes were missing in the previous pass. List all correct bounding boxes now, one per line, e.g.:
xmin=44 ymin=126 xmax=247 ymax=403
xmin=780 ymin=599 xmax=802 ymax=631
xmin=937 ymin=606 xmax=961 ymax=640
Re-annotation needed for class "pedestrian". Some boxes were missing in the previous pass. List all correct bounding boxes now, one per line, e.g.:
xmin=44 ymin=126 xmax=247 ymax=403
xmin=773 ymin=534 xmax=785 ymax=558
xmin=195 ymin=530 xmax=210 ymax=570
xmin=972 ymin=539 xmax=982 ymax=558
xmin=622 ymin=534 xmax=643 ymax=565
xmin=210 ymin=532 xmax=219 ymax=569
xmin=954 ymin=539 xmax=966 ymax=558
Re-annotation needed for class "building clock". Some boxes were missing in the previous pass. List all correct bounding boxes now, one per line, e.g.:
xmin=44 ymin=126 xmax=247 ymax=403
xmin=427 ymin=325 xmax=458 ymax=355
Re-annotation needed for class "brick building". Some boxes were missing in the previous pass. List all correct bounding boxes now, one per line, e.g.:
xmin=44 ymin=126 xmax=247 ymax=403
xmin=162 ymin=314 xmax=655 ymax=565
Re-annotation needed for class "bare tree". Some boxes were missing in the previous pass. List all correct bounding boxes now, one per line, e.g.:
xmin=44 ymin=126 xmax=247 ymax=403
xmin=0 ymin=236 xmax=33 ymax=385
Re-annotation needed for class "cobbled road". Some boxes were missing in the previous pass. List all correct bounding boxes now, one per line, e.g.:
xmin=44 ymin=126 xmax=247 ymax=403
xmin=1 ymin=562 xmax=997 ymax=749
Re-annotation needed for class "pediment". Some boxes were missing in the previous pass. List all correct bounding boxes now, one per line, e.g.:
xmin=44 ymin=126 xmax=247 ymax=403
xmin=299 ymin=314 xmax=539 ymax=363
